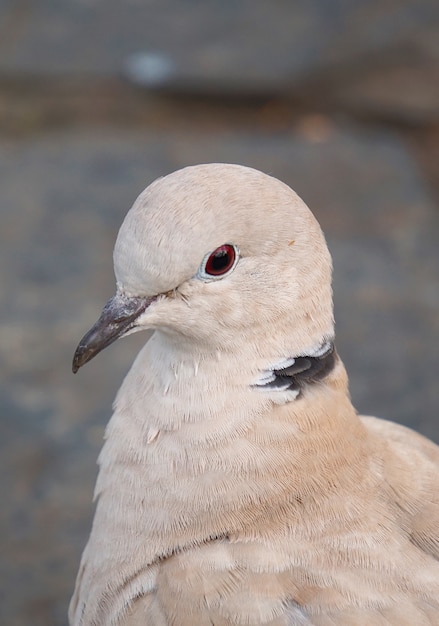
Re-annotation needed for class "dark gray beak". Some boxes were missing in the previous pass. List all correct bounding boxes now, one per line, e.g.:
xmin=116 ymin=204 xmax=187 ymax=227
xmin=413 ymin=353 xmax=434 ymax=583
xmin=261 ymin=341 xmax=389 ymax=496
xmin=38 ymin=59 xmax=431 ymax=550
xmin=72 ymin=293 xmax=155 ymax=373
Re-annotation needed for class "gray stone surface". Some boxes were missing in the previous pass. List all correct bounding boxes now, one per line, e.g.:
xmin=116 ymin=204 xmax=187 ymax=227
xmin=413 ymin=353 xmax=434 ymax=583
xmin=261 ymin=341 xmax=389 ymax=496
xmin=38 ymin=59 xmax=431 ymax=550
xmin=1 ymin=126 xmax=438 ymax=625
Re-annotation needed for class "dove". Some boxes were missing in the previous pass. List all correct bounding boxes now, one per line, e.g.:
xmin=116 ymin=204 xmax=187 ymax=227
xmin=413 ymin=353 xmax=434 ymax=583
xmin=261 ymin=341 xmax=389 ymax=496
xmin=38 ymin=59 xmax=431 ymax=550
xmin=70 ymin=163 xmax=439 ymax=626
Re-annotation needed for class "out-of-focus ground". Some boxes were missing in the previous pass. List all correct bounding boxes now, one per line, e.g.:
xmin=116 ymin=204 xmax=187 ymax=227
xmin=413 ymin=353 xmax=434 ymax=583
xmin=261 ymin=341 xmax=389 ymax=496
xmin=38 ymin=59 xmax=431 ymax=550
xmin=0 ymin=2 xmax=438 ymax=625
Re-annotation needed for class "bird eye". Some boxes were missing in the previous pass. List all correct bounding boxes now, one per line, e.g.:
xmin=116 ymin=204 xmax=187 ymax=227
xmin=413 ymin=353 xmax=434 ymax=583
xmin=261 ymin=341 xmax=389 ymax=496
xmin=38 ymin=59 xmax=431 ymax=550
xmin=198 ymin=244 xmax=239 ymax=281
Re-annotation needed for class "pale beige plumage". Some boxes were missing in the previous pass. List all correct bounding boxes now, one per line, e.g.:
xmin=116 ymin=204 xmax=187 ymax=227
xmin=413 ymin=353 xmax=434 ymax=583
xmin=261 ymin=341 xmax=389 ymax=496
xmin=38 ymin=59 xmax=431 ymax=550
xmin=70 ymin=164 xmax=439 ymax=626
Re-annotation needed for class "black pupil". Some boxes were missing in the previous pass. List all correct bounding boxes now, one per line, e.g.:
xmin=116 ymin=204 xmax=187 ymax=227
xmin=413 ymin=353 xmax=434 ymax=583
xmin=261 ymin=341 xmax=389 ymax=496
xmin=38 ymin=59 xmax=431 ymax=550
xmin=206 ymin=245 xmax=235 ymax=275
xmin=211 ymin=250 xmax=229 ymax=271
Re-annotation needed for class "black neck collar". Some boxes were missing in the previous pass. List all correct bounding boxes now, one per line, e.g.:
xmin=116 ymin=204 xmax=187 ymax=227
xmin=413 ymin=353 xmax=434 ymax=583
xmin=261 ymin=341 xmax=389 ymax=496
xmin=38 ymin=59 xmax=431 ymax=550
xmin=254 ymin=341 xmax=337 ymax=397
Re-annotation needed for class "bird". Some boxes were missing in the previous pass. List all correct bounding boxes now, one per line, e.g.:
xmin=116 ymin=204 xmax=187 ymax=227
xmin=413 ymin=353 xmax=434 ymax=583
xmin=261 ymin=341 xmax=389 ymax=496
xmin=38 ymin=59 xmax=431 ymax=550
xmin=70 ymin=163 xmax=439 ymax=626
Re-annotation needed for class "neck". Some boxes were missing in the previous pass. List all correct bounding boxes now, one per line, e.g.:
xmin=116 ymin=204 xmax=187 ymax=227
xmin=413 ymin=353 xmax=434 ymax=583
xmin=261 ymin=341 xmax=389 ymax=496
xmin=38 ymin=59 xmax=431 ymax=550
xmin=97 ymin=332 xmax=366 ymax=538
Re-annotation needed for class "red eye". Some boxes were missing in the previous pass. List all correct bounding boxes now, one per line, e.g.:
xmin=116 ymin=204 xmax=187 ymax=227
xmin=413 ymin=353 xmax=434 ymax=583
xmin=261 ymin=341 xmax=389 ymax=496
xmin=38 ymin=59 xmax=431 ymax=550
xmin=203 ymin=244 xmax=237 ymax=277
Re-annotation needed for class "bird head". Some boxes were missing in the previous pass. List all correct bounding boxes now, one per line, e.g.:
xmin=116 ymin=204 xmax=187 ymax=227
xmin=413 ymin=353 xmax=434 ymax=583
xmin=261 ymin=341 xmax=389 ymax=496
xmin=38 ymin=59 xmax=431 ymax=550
xmin=73 ymin=164 xmax=333 ymax=372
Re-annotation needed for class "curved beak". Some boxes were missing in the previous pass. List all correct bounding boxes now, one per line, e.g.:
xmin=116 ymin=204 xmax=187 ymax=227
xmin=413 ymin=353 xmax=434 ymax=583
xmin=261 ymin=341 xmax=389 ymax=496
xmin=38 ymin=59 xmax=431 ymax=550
xmin=72 ymin=293 xmax=155 ymax=373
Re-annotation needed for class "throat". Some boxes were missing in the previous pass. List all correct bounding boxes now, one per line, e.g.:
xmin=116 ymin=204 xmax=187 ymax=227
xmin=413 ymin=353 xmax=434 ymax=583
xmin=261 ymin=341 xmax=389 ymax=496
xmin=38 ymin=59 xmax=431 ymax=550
xmin=114 ymin=333 xmax=338 ymax=438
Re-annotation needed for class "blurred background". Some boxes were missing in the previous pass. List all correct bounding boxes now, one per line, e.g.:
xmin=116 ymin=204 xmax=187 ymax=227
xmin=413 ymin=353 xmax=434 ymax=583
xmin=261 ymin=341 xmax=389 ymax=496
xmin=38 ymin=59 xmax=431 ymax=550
xmin=1 ymin=1 xmax=438 ymax=624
